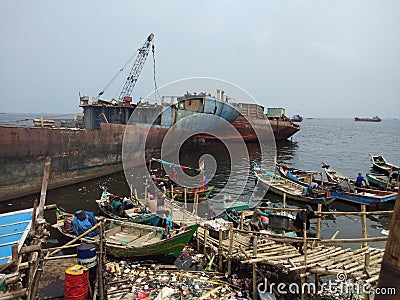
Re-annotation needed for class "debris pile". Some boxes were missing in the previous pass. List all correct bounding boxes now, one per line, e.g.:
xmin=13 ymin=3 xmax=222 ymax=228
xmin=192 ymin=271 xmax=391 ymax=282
xmin=105 ymin=259 xmax=251 ymax=299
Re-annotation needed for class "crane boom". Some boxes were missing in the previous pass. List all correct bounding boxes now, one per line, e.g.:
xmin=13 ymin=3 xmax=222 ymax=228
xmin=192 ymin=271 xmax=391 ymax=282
xmin=118 ymin=33 xmax=154 ymax=101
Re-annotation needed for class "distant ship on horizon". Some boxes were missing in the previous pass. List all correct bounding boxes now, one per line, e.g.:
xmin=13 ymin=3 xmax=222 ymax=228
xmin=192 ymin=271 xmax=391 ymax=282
xmin=290 ymin=114 xmax=303 ymax=122
xmin=354 ymin=116 xmax=382 ymax=122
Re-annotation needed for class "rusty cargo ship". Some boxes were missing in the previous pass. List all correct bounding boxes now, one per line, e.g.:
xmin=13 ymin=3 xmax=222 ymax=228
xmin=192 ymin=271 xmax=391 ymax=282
xmin=0 ymin=92 xmax=299 ymax=201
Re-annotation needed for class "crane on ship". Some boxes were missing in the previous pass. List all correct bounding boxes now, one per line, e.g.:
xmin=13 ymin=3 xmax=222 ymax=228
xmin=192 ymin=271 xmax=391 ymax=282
xmin=97 ymin=33 xmax=154 ymax=101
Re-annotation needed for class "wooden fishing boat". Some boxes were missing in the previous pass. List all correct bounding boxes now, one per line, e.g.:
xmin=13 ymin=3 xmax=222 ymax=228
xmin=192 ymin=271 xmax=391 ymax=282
xmin=96 ymin=199 xmax=161 ymax=226
xmin=370 ymin=154 xmax=399 ymax=175
xmin=96 ymin=187 xmax=161 ymax=225
xmin=253 ymin=164 xmax=335 ymax=205
xmin=329 ymin=182 xmax=397 ymax=205
xmin=366 ymin=173 xmax=399 ymax=191
xmin=53 ymin=209 xmax=198 ymax=261
xmin=321 ymin=162 xmax=351 ymax=184
xmin=166 ymin=186 xmax=214 ymax=203
xmin=276 ymin=164 xmax=397 ymax=206
xmin=276 ymin=164 xmax=322 ymax=187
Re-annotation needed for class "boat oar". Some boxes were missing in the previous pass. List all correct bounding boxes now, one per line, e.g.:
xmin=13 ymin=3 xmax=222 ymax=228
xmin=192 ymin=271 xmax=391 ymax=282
xmin=47 ymin=219 xmax=103 ymax=257
xmin=324 ymin=197 xmax=337 ymax=205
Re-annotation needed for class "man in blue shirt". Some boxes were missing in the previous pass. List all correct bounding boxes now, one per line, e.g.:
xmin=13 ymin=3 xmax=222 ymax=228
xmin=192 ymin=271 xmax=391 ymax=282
xmin=165 ymin=210 xmax=173 ymax=238
xmin=355 ymin=173 xmax=366 ymax=187
xmin=71 ymin=210 xmax=99 ymax=237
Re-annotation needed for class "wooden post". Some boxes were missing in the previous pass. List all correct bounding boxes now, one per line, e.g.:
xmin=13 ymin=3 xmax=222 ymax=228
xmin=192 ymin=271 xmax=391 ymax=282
xmin=184 ymin=187 xmax=187 ymax=224
xmin=283 ymin=192 xmax=286 ymax=208
xmin=203 ymin=226 xmax=208 ymax=257
xmin=12 ymin=245 xmax=18 ymax=263
xmin=302 ymin=221 xmax=308 ymax=300
xmin=171 ymin=184 xmax=174 ymax=199
xmin=184 ymin=188 xmax=187 ymax=210
xmin=315 ymin=274 xmax=320 ymax=300
xmin=149 ymin=158 xmax=152 ymax=173
xmin=144 ymin=184 xmax=148 ymax=203
xmin=99 ymin=219 xmax=105 ymax=299
xmin=194 ymin=192 xmax=199 ymax=215
xmin=252 ymin=263 xmax=257 ymax=300
xmin=364 ymin=252 xmax=370 ymax=273
xmin=30 ymin=199 xmax=39 ymax=236
xmin=240 ymin=211 xmax=244 ymax=230
xmin=253 ymin=235 xmax=258 ymax=256
xmin=196 ymin=227 xmax=200 ymax=251
xmin=361 ymin=204 xmax=368 ymax=247
xmin=228 ymin=226 xmax=234 ymax=276
xmin=376 ymin=188 xmax=400 ymax=300
xmin=316 ymin=203 xmax=322 ymax=239
xmin=39 ymin=156 xmax=51 ymax=217
xmin=218 ymin=229 xmax=223 ymax=271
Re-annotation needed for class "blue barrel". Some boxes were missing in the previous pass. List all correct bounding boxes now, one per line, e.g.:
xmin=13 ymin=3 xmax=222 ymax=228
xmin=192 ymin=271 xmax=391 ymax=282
xmin=77 ymin=243 xmax=97 ymax=270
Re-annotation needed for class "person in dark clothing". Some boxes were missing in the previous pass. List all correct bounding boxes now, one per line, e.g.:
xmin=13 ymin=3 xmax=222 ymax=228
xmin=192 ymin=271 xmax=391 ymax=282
xmin=292 ymin=205 xmax=322 ymax=254
xmin=355 ymin=173 xmax=367 ymax=187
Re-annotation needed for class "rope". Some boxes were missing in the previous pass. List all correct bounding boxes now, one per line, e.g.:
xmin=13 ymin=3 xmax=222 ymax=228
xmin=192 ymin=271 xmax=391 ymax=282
xmin=97 ymin=49 xmax=139 ymax=98
xmin=152 ymin=44 xmax=162 ymax=103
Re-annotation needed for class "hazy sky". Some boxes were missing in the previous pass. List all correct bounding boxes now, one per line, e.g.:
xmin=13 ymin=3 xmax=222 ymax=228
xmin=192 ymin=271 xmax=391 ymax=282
xmin=1 ymin=1 xmax=399 ymax=118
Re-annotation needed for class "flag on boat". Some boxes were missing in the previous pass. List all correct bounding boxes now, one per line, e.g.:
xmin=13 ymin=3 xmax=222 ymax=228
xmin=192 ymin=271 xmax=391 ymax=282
xmin=198 ymin=160 xmax=205 ymax=172
xmin=151 ymin=158 xmax=201 ymax=172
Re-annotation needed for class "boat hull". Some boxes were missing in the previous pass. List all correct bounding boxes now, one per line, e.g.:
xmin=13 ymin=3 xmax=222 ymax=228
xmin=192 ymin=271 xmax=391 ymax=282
xmin=0 ymin=123 xmax=129 ymax=201
xmin=255 ymin=170 xmax=333 ymax=205
xmin=329 ymin=190 xmax=397 ymax=205
xmin=54 ymin=209 xmax=198 ymax=262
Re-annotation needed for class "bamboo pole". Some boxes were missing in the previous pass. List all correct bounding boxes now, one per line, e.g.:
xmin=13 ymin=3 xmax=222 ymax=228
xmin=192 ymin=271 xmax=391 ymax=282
xmin=316 ymin=203 xmax=322 ymax=239
xmin=253 ymin=236 xmax=258 ymax=256
xmin=376 ymin=188 xmax=400 ymax=300
xmin=283 ymin=192 xmax=286 ymax=208
xmin=228 ymin=226 xmax=234 ymax=276
xmin=39 ymin=156 xmax=51 ymax=217
xmin=233 ymin=227 xmax=386 ymax=244
xmin=99 ymin=219 xmax=105 ymax=299
xmin=47 ymin=221 xmax=102 ymax=257
xmin=365 ymin=252 xmax=371 ymax=274
xmin=257 ymin=206 xmax=393 ymax=215
xmin=196 ymin=227 xmax=200 ymax=251
xmin=252 ymin=263 xmax=257 ymax=300
xmin=218 ymin=229 xmax=223 ymax=271
xmin=30 ymin=199 xmax=38 ymax=236
xmin=171 ymin=184 xmax=174 ymax=199
xmin=203 ymin=226 xmax=208 ymax=257
xmin=361 ymin=204 xmax=368 ymax=247
xmin=144 ymin=183 xmax=148 ymax=203
xmin=240 ymin=211 xmax=244 ymax=230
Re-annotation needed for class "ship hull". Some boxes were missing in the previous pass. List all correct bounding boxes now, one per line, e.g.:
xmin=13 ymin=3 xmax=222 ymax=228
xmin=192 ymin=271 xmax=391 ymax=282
xmin=0 ymin=124 xmax=127 ymax=201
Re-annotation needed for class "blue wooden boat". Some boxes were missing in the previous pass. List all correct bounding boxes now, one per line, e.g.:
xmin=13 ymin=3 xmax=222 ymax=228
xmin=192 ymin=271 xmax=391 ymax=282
xmin=329 ymin=185 xmax=397 ymax=205
xmin=253 ymin=163 xmax=336 ymax=205
xmin=0 ymin=208 xmax=34 ymax=267
xmin=276 ymin=163 xmax=398 ymax=206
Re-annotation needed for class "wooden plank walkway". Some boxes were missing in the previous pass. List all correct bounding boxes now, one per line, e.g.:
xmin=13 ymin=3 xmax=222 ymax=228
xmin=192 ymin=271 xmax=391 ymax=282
xmin=161 ymin=199 xmax=389 ymax=300
xmin=195 ymin=226 xmax=384 ymax=285
xmin=164 ymin=198 xmax=205 ymax=225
